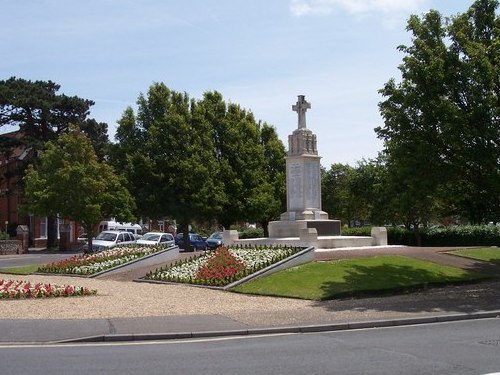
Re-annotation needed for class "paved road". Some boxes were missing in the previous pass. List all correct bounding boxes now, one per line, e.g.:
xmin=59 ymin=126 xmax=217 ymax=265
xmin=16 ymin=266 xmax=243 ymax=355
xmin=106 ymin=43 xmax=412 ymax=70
xmin=1 ymin=319 xmax=499 ymax=375
xmin=0 ymin=252 xmax=80 ymax=269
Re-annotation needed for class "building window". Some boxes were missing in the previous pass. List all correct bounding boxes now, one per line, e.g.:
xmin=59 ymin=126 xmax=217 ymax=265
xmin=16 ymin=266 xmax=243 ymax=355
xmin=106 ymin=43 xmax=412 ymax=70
xmin=40 ymin=217 xmax=47 ymax=239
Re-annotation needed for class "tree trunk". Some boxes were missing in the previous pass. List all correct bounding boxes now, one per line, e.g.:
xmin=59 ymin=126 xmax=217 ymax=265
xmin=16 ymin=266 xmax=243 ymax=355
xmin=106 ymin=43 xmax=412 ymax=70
xmin=180 ymin=222 xmax=193 ymax=252
xmin=46 ymin=216 xmax=58 ymax=249
xmin=260 ymin=220 xmax=269 ymax=238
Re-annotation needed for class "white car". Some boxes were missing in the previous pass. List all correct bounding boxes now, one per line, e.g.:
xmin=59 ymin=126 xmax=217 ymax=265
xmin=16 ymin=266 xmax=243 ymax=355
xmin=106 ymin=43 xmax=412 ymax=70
xmin=136 ymin=232 xmax=175 ymax=247
xmin=83 ymin=230 xmax=136 ymax=253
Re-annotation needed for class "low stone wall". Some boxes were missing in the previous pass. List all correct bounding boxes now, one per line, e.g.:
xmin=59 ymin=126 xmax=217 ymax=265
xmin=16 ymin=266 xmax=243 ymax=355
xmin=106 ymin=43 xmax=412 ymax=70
xmin=0 ymin=240 xmax=22 ymax=255
xmin=223 ymin=226 xmax=388 ymax=249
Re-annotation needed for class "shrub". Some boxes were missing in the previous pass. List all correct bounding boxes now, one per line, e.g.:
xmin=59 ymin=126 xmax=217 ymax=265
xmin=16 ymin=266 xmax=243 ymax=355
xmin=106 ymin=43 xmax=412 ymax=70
xmin=340 ymin=225 xmax=500 ymax=246
xmin=421 ymin=225 xmax=500 ymax=247
xmin=341 ymin=227 xmax=371 ymax=236
xmin=239 ymin=227 xmax=264 ymax=239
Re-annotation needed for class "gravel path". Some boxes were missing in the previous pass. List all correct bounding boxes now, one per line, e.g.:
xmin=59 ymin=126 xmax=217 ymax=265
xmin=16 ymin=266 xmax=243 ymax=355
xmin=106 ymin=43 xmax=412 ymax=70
xmin=1 ymin=246 xmax=499 ymax=327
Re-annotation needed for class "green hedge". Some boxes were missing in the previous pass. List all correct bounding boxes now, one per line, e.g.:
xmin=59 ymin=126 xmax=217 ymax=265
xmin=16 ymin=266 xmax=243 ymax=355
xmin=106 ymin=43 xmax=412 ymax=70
xmin=342 ymin=225 xmax=500 ymax=246
xmin=239 ymin=228 xmax=264 ymax=239
xmin=420 ymin=225 xmax=500 ymax=247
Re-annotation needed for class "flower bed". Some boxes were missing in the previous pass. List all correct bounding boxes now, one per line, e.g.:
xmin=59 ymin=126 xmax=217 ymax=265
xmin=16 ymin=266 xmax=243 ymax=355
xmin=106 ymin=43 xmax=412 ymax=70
xmin=0 ymin=279 xmax=97 ymax=299
xmin=144 ymin=245 xmax=302 ymax=287
xmin=37 ymin=245 xmax=167 ymax=276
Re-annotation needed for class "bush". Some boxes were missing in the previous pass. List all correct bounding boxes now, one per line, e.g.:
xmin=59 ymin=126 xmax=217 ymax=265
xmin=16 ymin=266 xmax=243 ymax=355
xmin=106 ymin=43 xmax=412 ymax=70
xmin=421 ymin=225 xmax=500 ymax=247
xmin=341 ymin=227 xmax=371 ymax=236
xmin=239 ymin=227 xmax=264 ymax=239
xmin=340 ymin=225 xmax=500 ymax=246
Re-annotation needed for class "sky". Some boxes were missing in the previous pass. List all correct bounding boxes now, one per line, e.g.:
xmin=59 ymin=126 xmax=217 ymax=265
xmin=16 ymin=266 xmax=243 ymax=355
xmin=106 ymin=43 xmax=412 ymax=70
xmin=1 ymin=0 xmax=475 ymax=168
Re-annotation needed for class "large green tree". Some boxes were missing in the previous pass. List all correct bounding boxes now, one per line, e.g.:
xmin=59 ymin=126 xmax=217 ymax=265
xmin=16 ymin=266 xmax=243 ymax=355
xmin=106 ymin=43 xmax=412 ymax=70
xmin=112 ymin=83 xmax=224 ymax=250
xmin=0 ymin=77 xmax=93 ymax=142
xmin=322 ymin=163 xmax=354 ymax=225
xmin=198 ymin=91 xmax=286 ymax=232
xmin=253 ymin=122 xmax=287 ymax=235
xmin=376 ymin=0 xmax=499 ymax=227
xmin=22 ymin=127 xmax=134 ymax=250
xmin=112 ymin=87 xmax=286 ymax=240
xmin=0 ymin=77 xmax=110 ymax=245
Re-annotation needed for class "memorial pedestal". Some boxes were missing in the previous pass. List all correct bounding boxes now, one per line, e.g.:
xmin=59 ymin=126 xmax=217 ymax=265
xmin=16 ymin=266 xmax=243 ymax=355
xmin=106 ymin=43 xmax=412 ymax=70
xmin=268 ymin=219 xmax=341 ymax=238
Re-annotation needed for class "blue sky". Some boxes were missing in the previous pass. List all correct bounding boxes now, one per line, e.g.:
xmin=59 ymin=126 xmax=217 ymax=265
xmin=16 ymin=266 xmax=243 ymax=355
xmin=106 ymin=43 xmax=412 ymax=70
xmin=2 ymin=0 xmax=474 ymax=167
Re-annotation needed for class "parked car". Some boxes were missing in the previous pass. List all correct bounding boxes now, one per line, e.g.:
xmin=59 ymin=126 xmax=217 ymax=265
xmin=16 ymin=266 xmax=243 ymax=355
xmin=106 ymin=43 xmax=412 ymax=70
xmin=83 ymin=230 xmax=136 ymax=253
xmin=136 ymin=232 xmax=175 ymax=247
xmin=98 ymin=221 xmax=143 ymax=239
xmin=175 ymin=232 xmax=207 ymax=251
xmin=206 ymin=232 xmax=223 ymax=250
xmin=76 ymin=233 xmax=88 ymax=244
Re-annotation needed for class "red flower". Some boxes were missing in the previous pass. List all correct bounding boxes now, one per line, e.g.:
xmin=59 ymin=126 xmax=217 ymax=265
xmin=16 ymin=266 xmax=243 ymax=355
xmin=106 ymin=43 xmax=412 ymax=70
xmin=195 ymin=247 xmax=245 ymax=284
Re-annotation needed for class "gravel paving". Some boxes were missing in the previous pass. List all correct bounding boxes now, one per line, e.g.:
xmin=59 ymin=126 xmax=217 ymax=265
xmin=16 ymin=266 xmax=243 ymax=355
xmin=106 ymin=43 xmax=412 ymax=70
xmin=1 ymin=246 xmax=499 ymax=328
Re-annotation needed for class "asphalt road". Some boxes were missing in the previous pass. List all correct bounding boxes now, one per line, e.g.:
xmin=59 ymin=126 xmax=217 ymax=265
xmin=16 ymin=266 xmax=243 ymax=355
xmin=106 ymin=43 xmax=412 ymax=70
xmin=0 ymin=319 xmax=499 ymax=375
xmin=0 ymin=252 xmax=78 ymax=269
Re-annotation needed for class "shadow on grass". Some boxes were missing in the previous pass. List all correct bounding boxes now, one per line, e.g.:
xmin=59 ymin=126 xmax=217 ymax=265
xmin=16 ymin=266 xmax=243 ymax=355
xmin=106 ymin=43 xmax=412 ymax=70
xmin=320 ymin=263 xmax=488 ymax=299
xmin=312 ymin=262 xmax=499 ymax=314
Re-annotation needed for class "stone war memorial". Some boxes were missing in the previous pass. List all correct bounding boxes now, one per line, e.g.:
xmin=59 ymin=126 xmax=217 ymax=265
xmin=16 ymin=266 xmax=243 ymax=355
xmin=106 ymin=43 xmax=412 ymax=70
xmin=224 ymin=95 xmax=387 ymax=249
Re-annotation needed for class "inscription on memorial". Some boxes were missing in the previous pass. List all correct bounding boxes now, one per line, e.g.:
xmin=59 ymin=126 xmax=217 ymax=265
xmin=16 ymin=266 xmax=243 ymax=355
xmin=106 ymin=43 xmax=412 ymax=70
xmin=288 ymin=162 xmax=303 ymax=211
xmin=305 ymin=160 xmax=319 ymax=209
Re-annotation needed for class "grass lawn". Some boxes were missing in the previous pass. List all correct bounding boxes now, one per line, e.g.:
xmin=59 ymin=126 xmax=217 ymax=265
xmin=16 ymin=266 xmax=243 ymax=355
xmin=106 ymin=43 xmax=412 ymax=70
xmin=448 ymin=247 xmax=500 ymax=265
xmin=231 ymin=255 xmax=490 ymax=300
xmin=0 ymin=264 xmax=39 ymax=275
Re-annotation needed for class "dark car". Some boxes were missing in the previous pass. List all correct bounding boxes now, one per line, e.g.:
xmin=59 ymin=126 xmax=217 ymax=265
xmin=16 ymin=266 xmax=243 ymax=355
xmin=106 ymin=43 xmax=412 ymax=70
xmin=175 ymin=233 xmax=207 ymax=251
xmin=206 ymin=232 xmax=223 ymax=250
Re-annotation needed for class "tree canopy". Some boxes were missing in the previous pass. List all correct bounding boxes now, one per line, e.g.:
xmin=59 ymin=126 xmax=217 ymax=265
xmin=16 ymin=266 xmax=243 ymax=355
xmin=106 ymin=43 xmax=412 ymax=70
xmin=111 ymin=83 xmax=286 ymax=240
xmin=0 ymin=77 xmax=111 ymax=246
xmin=376 ymin=0 xmax=499 ymax=225
xmin=22 ymin=127 xmax=135 ymax=248
xmin=0 ymin=76 xmax=109 ymax=155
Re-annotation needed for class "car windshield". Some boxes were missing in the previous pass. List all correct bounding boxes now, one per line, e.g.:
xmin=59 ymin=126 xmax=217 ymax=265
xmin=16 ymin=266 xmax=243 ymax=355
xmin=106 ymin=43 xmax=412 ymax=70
xmin=209 ymin=233 xmax=222 ymax=240
xmin=142 ymin=234 xmax=160 ymax=241
xmin=95 ymin=232 xmax=117 ymax=242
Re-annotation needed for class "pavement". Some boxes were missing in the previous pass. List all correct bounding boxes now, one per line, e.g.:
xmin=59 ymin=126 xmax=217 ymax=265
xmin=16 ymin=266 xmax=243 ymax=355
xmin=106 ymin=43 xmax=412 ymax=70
xmin=1 ymin=246 xmax=500 ymax=344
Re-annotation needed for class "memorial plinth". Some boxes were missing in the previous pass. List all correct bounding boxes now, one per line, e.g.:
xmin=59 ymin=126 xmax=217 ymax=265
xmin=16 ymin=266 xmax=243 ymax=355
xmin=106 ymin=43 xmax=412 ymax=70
xmin=268 ymin=95 xmax=341 ymax=238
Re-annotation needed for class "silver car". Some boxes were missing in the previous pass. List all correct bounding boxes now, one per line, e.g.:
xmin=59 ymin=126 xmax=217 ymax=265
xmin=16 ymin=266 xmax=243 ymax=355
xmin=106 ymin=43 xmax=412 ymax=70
xmin=83 ymin=230 xmax=136 ymax=253
xmin=136 ymin=232 xmax=175 ymax=247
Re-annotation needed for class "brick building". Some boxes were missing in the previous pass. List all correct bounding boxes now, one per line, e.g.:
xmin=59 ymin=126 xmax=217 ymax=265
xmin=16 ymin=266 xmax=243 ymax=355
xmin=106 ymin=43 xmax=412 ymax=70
xmin=0 ymin=130 xmax=81 ymax=248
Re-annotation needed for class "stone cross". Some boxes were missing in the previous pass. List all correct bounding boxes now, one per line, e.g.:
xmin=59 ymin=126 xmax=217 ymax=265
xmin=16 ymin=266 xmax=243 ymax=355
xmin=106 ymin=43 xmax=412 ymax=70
xmin=292 ymin=95 xmax=311 ymax=129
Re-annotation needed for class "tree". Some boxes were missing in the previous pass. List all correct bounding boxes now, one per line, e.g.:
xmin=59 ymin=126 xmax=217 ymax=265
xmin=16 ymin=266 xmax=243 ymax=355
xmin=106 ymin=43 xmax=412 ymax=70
xmin=198 ymin=91 xmax=286 ymax=232
xmin=254 ymin=123 xmax=286 ymax=235
xmin=112 ymin=87 xmax=287 ymax=240
xmin=198 ymin=92 xmax=261 ymax=229
xmin=22 ymin=127 xmax=135 ymax=251
xmin=322 ymin=164 xmax=354 ymax=225
xmin=0 ymin=77 xmax=93 ymax=142
xmin=376 ymin=0 xmax=499 ymax=229
xmin=112 ymin=83 xmax=224 ymax=250
xmin=0 ymin=77 xmax=110 ymax=246
xmin=445 ymin=0 xmax=500 ymax=223
xmin=80 ymin=118 xmax=110 ymax=162
xmin=109 ymin=106 xmax=154 ymax=220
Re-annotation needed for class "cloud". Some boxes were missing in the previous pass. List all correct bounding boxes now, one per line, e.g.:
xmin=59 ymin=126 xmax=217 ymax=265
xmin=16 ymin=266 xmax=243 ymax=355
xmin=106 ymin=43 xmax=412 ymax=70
xmin=290 ymin=0 xmax=428 ymax=18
